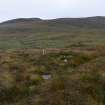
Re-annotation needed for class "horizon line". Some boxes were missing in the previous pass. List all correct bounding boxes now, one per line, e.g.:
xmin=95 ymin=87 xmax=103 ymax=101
xmin=1 ymin=15 xmax=105 ymax=23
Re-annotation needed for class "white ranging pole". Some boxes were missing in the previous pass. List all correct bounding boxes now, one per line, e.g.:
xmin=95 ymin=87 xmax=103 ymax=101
xmin=42 ymin=49 xmax=47 ymax=55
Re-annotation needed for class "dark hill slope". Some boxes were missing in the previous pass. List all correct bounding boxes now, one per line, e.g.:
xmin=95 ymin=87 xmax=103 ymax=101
xmin=0 ymin=16 xmax=105 ymax=49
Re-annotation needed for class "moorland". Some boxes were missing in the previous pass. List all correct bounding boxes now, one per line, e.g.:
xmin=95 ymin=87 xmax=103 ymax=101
xmin=0 ymin=17 xmax=105 ymax=105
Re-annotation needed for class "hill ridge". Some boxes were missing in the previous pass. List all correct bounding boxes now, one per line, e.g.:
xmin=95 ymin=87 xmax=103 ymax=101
xmin=0 ymin=16 xmax=105 ymax=49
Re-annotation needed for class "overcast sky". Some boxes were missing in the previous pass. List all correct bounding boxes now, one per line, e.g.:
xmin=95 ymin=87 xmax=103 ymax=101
xmin=0 ymin=0 xmax=105 ymax=22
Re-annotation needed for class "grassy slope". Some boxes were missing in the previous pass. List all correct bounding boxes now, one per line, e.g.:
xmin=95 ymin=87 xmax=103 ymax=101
xmin=0 ymin=16 xmax=105 ymax=49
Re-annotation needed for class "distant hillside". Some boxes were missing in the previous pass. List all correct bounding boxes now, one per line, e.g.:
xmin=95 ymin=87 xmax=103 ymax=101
xmin=0 ymin=16 xmax=105 ymax=49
